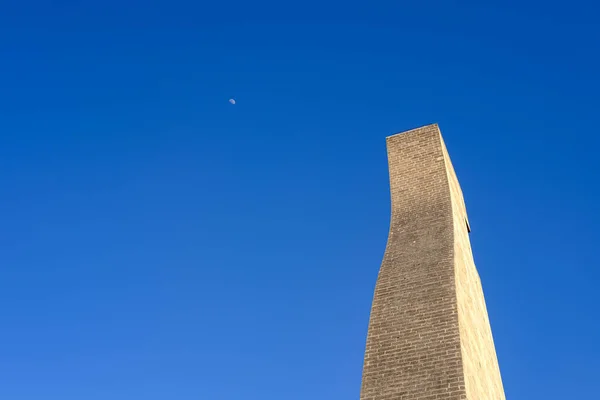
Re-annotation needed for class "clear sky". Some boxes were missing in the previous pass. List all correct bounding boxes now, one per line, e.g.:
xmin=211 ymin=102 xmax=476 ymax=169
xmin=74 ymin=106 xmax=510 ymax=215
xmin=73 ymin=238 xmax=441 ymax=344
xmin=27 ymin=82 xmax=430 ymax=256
xmin=1 ymin=1 xmax=598 ymax=399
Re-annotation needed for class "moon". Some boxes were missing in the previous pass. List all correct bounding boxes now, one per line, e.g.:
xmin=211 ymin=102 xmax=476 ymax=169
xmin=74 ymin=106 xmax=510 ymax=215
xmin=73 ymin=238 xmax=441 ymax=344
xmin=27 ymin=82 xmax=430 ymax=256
xmin=228 ymin=98 xmax=236 ymax=105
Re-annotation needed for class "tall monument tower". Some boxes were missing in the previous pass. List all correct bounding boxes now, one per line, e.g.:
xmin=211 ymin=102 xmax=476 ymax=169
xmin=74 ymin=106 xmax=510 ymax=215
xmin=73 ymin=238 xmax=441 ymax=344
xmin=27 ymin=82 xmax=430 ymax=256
xmin=360 ymin=124 xmax=505 ymax=400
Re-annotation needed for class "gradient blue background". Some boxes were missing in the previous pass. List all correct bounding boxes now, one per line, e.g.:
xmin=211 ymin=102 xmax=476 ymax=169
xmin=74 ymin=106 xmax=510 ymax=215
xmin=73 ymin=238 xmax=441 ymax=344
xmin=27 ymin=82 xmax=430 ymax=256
xmin=1 ymin=1 xmax=598 ymax=399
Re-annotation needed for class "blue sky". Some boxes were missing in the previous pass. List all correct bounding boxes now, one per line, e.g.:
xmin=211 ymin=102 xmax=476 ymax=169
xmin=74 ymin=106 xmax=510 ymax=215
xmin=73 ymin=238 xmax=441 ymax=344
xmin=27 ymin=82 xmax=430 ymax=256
xmin=0 ymin=1 xmax=598 ymax=399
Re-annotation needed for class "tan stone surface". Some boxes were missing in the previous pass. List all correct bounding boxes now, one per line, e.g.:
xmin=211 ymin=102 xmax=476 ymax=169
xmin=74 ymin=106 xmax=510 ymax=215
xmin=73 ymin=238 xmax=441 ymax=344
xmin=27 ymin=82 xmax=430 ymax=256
xmin=360 ymin=124 xmax=505 ymax=400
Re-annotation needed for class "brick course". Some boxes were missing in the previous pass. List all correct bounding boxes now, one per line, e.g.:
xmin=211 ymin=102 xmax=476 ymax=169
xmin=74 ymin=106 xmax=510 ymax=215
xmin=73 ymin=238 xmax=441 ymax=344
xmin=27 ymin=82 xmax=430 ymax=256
xmin=359 ymin=124 xmax=505 ymax=400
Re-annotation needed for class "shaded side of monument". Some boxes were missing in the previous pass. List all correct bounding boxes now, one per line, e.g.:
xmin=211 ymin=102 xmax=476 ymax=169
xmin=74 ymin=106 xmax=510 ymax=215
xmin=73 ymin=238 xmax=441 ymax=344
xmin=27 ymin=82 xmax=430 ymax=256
xmin=360 ymin=124 xmax=505 ymax=400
